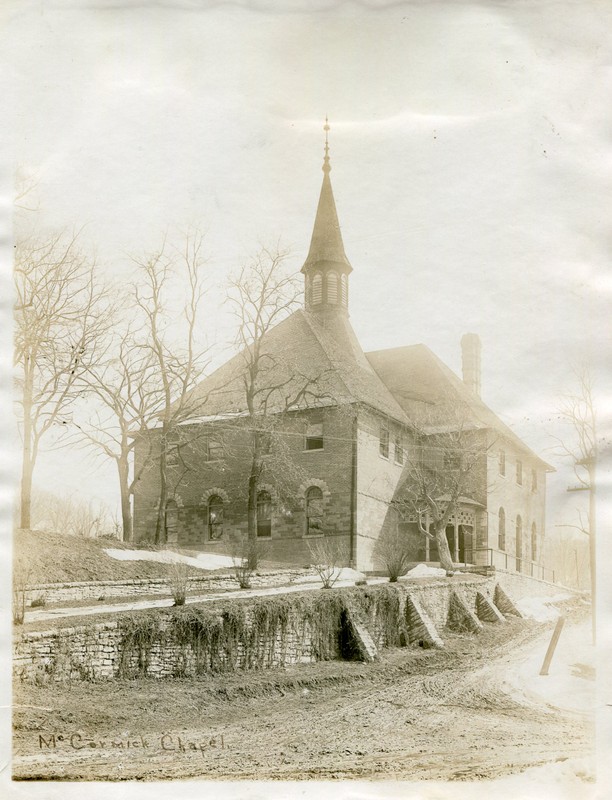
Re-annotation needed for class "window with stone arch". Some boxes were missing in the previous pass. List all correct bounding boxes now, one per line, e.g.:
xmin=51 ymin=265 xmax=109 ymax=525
xmin=498 ymin=507 xmax=506 ymax=551
xmin=305 ymin=486 xmax=324 ymax=536
xmin=257 ymin=490 xmax=272 ymax=538
xmin=327 ymin=271 xmax=338 ymax=304
xmin=340 ymin=273 xmax=348 ymax=306
xmin=208 ymin=495 xmax=224 ymax=540
xmin=312 ymin=272 xmax=323 ymax=305
xmin=531 ymin=522 xmax=537 ymax=562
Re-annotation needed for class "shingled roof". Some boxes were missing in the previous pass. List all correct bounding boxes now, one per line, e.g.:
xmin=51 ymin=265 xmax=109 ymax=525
xmin=365 ymin=344 xmax=553 ymax=470
xmin=177 ymin=309 xmax=408 ymax=424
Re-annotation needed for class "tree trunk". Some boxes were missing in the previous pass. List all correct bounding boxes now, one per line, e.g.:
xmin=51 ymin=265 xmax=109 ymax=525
xmin=19 ymin=366 xmax=34 ymax=529
xmin=154 ymin=429 xmax=168 ymax=545
xmin=117 ymin=456 xmax=133 ymax=543
xmin=434 ymin=524 xmax=455 ymax=575
xmin=247 ymin=469 xmax=258 ymax=570
xmin=20 ymin=446 xmax=33 ymax=530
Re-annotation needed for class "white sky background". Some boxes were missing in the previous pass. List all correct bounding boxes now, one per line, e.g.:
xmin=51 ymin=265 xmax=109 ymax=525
xmin=3 ymin=0 xmax=612 ymax=534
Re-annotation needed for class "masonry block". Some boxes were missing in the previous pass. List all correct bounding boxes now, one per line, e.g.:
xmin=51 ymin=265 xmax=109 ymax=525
xmin=447 ymin=591 xmax=483 ymax=634
xmin=494 ymin=584 xmax=523 ymax=618
xmin=405 ymin=595 xmax=444 ymax=649
xmin=475 ymin=591 xmax=507 ymax=624
xmin=342 ymin=600 xmax=378 ymax=662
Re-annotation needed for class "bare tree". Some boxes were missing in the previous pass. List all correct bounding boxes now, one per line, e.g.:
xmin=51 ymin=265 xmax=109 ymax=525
xmin=227 ymin=245 xmax=334 ymax=568
xmin=14 ymin=228 xmax=110 ymax=529
xmin=391 ymin=405 xmax=491 ymax=575
xmin=553 ymin=366 xmax=598 ymax=642
xmin=72 ymin=317 xmax=161 ymax=542
xmin=131 ymin=229 xmax=210 ymax=544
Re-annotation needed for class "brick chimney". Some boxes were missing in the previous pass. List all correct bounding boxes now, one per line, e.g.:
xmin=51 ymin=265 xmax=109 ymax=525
xmin=461 ymin=333 xmax=481 ymax=397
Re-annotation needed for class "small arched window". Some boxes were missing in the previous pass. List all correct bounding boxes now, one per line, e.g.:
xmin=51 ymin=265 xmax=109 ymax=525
xmin=516 ymin=460 xmax=523 ymax=485
xmin=531 ymin=522 xmax=537 ymax=562
xmin=515 ymin=515 xmax=522 ymax=570
xmin=305 ymin=486 xmax=324 ymax=536
xmin=499 ymin=450 xmax=506 ymax=476
xmin=208 ymin=495 xmax=224 ymax=540
xmin=498 ymin=507 xmax=506 ymax=551
xmin=312 ymin=273 xmax=323 ymax=305
xmin=257 ymin=491 xmax=272 ymax=538
xmin=327 ymin=271 xmax=338 ymax=304
xmin=340 ymin=274 xmax=348 ymax=306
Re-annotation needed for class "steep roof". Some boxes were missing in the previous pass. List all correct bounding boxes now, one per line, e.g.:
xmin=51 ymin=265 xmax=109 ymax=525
xmin=177 ymin=309 xmax=407 ymax=424
xmin=365 ymin=344 xmax=553 ymax=470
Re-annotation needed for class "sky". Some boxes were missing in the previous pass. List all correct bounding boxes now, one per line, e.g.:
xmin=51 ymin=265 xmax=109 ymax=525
xmin=2 ymin=0 xmax=611 ymax=534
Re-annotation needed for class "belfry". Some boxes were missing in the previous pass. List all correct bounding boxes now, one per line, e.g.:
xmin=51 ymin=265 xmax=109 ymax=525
xmin=302 ymin=119 xmax=352 ymax=314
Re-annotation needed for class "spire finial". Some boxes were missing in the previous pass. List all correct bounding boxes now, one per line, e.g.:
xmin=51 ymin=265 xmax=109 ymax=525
xmin=323 ymin=116 xmax=331 ymax=174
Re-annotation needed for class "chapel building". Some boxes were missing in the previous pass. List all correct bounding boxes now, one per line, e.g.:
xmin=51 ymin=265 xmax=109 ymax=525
xmin=133 ymin=130 xmax=552 ymax=576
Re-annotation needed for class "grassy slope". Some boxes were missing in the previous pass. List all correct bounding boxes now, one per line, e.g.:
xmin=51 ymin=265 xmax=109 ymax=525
xmin=13 ymin=529 xmax=213 ymax=585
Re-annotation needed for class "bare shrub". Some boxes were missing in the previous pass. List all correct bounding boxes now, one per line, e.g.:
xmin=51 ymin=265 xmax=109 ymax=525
xmin=30 ymin=593 xmax=47 ymax=608
xmin=229 ymin=533 xmax=254 ymax=589
xmin=374 ymin=524 xmax=413 ymax=582
xmin=167 ymin=560 xmax=190 ymax=606
xmin=308 ymin=537 xmax=344 ymax=589
xmin=13 ymin=560 xmax=31 ymax=625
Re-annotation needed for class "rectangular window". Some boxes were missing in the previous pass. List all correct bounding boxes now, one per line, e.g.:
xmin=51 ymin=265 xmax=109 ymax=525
xmin=394 ymin=435 xmax=404 ymax=465
xmin=305 ymin=420 xmax=323 ymax=451
xmin=499 ymin=450 xmax=506 ymax=476
xmin=206 ymin=437 xmax=223 ymax=461
xmin=531 ymin=468 xmax=537 ymax=492
xmin=516 ymin=460 xmax=523 ymax=486
xmin=379 ymin=427 xmax=390 ymax=459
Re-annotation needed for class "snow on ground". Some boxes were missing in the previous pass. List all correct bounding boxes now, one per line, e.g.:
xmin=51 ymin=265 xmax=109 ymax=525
xmin=404 ymin=563 xmax=447 ymax=578
xmin=104 ymin=548 xmax=237 ymax=571
xmin=514 ymin=592 xmax=573 ymax=622
xmin=509 ymin=615 xmax=596 ymax=714
xmin=292 ymin=567 xmax=367 ymax=585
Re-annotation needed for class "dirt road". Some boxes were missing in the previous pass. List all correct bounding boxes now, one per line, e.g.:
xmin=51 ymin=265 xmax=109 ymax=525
xmin=12 ymin=611 xmax=593 ymax=781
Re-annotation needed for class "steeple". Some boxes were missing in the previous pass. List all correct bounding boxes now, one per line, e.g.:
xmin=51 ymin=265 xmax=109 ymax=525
xmin=302 ymin=118 xmax=352 ymax=313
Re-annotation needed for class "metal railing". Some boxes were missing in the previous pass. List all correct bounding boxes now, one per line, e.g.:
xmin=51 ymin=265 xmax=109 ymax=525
xmin=462 ymin=547 xmax=556 ymax=583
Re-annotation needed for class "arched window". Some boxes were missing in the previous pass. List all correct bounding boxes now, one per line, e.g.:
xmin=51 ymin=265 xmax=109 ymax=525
xmin=312 ymin=273 xmax=322 ymax=305
xmin=515 ymin=515 xmax=522 ymax=571
xmin=327 ymin=271 xmax=338 ymax=304
xmin=498 ymin=507 xmax=506 ymax=551
xmin=340 ymin=274 xmax=348 ymax=306
xmin=499 ymin=450 xmax=506 ymax=476
xmin=208 ymin=495 xmax=224 ymax=540
xmin=531 ymin=522 xmax=537 ymax=562
xmin=257 ymin=490 xmax=272 ymax=538
xmin=305 ymin=486 xmax=324 ymax=536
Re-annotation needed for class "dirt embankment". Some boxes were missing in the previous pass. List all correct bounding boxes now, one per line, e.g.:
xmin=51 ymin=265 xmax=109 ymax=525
xmin=12 ymin=605 xmax=594 ymax=782
xmin=13 ymin=529 xmax=215 ymax=585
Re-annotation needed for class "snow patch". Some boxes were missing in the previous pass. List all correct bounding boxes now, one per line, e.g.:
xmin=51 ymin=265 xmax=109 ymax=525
xmin=104 ymin=548 xmax=236 ymax=571
xmin=514 ymin=593 xmax=572 ymax=622
xmin=405 ymin=563 xmax=447 ymax=579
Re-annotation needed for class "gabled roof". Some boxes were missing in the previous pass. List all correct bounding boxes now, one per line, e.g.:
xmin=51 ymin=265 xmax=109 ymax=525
xmin=366 ymin=344 xmax=554 ymax=471
xmin=175 ymin=309 xmax=408 ymax=424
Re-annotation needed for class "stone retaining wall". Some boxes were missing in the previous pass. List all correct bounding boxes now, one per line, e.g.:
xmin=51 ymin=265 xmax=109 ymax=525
xmin=25 ymin=569 xmax=311 ymax=606
xmin=14 ymin=576 xmax=507 ymax=683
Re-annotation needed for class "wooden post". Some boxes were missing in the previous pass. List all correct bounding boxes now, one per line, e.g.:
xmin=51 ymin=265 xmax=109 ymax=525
xmin=539 ymin=616 xmax=565 ymax=676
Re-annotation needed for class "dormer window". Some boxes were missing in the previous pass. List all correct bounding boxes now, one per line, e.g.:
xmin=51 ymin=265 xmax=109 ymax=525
xmin=379 ymin=428 xmax=390 ymax=459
